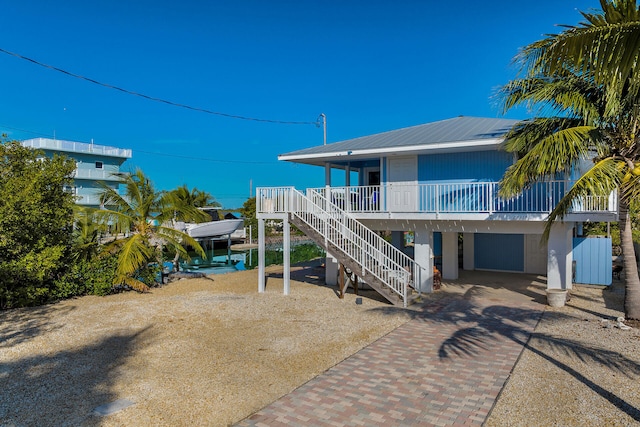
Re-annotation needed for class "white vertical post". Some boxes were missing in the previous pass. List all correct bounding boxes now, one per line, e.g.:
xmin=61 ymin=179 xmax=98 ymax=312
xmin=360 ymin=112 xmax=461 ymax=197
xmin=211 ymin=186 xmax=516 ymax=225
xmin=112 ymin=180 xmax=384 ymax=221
xmin=258 ymin=218 xmax=266 ymax=293
xmin=326 ymin=254 xmax=338 ymax=286
xmin=283 ymin=217 xmax=290 ymax=295
xmin=488 ymin=183 xmax=493 ymax=214
xmin=547 ymin=222 xmax=574 ymax=290
xmin=413 ymin=228 xmax=433 ymax=292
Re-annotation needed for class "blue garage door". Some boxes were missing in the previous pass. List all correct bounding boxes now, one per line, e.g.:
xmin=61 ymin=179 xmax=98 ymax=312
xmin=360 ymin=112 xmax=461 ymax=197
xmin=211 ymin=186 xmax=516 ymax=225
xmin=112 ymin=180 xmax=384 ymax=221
xmin=573 ymin=237 xmax=612 ymax=285
xmin=475 ymin=233 xmax=524 ymax=272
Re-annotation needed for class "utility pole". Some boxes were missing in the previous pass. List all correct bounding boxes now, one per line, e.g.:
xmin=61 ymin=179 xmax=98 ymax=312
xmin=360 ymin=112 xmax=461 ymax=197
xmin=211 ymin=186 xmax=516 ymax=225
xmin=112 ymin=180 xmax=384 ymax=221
xmin=319 ymin=113 xmax=327 ymax=145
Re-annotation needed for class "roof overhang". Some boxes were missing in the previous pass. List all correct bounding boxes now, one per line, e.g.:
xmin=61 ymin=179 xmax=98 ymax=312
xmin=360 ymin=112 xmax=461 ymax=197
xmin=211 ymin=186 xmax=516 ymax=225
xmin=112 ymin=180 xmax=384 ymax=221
xmin=278 ymin=137 xmax=505 ymax=167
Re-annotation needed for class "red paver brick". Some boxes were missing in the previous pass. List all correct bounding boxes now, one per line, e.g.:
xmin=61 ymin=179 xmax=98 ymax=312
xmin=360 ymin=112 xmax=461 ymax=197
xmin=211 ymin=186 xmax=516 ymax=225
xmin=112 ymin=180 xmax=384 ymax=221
xmin=235 ymin=296 xmax=543 ymax=426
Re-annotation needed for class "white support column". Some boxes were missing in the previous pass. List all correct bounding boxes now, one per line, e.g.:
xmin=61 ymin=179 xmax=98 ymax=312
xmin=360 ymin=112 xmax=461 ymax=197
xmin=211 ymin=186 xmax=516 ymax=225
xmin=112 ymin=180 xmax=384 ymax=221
xmin=345 ymin=165 xmax=351 ymax=187
xmin=413 ymin=229 xmax=433 ymax=292
xmin=325 ymin=163 xmax=332 ymax=186
xmin=258 ymin=218 xmax=265 ymax=293
xmin=442 ymin=232 xmax=459 ymax=280
xmin=547 ymin=222 xmax=574 ymax=290
xmin=463 ymin=232 xmax=475 ymax=271
xmin=325 ymin=254 xmax=339 ymax=286
xmin=283 ymin=217 xmax=290 ymax=295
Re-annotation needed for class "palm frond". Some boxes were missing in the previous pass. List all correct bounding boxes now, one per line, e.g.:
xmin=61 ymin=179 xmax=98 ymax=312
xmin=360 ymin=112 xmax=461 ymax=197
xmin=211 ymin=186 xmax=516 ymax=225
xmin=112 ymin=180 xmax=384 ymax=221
xmin=542 ymin=157 xmax=624 ymax=240
xmin=500 ymin=124 xmax=595 ymax=197
xmin=118 ymin=274 xmax=150 ymax=292
xmin=499 ymin=75 xmax=604 ymax=122
xmin=516 ymin=3 xmax=640 ymax=101
xmin=114 ymin=234 xmax=155 ymax=278
xmin=155 ymin=225 xmax=206 ymax=259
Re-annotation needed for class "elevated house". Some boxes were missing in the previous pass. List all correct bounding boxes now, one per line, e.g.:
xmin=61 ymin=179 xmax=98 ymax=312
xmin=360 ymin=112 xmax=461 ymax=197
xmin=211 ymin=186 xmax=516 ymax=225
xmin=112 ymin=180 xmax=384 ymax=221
xmin=22 ymin=138 xmax=132 ymax=207
xmin=256 ymin=117 xmax=617 ymax=306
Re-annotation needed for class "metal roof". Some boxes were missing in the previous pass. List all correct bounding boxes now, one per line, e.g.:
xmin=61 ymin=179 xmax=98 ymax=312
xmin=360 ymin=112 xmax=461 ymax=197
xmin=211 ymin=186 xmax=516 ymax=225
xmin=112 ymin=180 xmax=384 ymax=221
xmin=279 ymin=116 xmax=521 ymax=165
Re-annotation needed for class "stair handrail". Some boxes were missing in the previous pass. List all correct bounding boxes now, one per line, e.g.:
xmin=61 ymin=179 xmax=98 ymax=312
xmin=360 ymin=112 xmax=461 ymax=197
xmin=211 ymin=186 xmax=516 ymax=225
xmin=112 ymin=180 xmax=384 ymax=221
xmin=258 ymin=187 xmax=420 ymax=305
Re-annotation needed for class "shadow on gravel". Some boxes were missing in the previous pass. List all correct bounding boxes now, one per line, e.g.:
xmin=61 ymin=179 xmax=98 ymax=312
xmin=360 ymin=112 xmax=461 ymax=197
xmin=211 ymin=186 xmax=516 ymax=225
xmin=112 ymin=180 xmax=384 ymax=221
xmin=0 ymin=304 xmax=76 ymax=348
xmin=371 ymin=291 xmax=640 ymax=422
xmin=0 ymin=326 xmax=152 ymax=426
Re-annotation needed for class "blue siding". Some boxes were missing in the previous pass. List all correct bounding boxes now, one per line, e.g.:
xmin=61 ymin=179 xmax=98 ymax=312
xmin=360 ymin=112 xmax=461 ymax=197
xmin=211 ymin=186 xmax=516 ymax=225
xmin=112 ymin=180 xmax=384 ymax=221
xmin=474 ymin=234 xmax=524 ymax=272
xmin=433 ymin=232 xmax=442 ymax=270
xmin=573 ymin=237 xmax=612 ymax=285
xmin=418 ymin=150 xmax=513 ymax=183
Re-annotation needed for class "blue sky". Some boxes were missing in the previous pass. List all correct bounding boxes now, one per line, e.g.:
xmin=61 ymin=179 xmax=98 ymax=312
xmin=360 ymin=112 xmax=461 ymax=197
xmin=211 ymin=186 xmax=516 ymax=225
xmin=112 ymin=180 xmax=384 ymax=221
xmin=1 ymin=0 xmax=600 ymax=208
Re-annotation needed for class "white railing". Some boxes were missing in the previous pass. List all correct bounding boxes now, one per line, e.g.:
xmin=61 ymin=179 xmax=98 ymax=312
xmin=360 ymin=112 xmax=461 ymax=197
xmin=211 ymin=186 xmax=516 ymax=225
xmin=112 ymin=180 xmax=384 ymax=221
xmin=257 ymin=187 xmax=419 ymax=307
xmin=22 ymin=138 xmax=132 ymax=158
xmin=310 ymin=181 xmax=617 ymax=215
xmin=76 ymin=193 xmax=102 ymax=206
xmin=74 ymin=169 xmax=122 ymax=180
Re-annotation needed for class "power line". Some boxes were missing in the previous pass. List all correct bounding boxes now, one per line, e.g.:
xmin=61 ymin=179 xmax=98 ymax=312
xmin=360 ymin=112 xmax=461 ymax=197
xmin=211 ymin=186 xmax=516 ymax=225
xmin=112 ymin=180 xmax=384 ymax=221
xmin=0 ymin=47 xmax=321 ymax=126
xmin=134 ymin=149 xmax=277 ymax=165
xmin=0 ymin=123 xmax=51 ymax=138
xmin=0 ymin=123 xmax=280 ymax=165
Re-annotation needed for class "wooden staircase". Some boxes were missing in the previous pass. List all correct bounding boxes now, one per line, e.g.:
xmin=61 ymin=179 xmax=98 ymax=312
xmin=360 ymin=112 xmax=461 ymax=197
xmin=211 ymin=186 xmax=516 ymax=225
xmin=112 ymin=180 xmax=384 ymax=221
xmin=291 ymin=216 xmax=420 ymax=306
xmin=268 ymin=188 xmax=419 ymax=307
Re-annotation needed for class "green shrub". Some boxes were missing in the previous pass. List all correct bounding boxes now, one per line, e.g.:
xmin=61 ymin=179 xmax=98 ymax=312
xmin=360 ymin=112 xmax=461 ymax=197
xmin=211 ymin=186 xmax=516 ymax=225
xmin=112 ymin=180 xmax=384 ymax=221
xmin=53 ymin=254 xmax=118 ymax=299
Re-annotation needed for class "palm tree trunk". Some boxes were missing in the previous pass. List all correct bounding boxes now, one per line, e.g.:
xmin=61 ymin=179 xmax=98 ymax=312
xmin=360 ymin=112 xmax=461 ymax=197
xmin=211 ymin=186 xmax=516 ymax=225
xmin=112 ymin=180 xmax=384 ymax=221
xmin=173 ymin=250 xmax=181 ymax=272
xmin=620 ymin=198 xmax=640 ymax=320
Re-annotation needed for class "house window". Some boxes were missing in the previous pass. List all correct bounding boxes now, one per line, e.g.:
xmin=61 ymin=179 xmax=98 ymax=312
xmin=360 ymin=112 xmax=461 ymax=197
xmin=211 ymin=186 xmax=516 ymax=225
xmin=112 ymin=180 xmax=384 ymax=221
xmin=95 ymin=161 xmax=103 ymax=169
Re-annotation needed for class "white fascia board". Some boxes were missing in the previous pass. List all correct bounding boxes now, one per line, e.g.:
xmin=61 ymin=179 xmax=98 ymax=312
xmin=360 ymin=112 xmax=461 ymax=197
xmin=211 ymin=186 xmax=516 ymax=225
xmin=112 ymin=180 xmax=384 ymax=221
xmin=278 ymin=138 xmax=503 ymax=162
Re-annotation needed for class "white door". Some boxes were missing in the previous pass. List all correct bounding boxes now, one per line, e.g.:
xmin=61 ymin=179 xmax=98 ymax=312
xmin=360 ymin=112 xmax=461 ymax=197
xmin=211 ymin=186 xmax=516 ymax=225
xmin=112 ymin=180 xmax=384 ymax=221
xmin=388 ymin=157 xmax=417 ymax=212
xmin=525 ymin=234 xmax=547 ymax=274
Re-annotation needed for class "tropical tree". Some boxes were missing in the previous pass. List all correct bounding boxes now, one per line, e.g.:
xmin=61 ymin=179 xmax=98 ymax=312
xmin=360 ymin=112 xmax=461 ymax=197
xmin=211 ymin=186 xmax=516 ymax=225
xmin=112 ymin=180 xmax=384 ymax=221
xmin=498 ymin=0 xmax=640 ymax=320
xmin=164 ymin=185 xmax=221 ymax=211
xmin=91 ymin=170 xmax=206 ymax=291
xmin=240 ymin=197 xmax=258 ymax=240
xmin=0 ymin=139 xmax=76 ymax=308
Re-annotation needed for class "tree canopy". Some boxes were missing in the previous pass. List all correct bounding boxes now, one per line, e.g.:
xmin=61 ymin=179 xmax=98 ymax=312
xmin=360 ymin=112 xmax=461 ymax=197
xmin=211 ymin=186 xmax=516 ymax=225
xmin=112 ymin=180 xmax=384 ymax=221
xmin=90 ymin=170 xmax=206 ymax=291
xmin=499 ymin=0 xmax=640 ymax=319
xmin=0 ymin=139 xmax=76 ymax=308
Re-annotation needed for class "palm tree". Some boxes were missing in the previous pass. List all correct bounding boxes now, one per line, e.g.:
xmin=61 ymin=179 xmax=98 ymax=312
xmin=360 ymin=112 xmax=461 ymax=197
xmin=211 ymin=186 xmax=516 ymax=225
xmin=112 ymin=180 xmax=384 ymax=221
xmin=518 ymin=0 xmax=640 ymax=104
xmin=91 ymin=170 xmax=206 ymax=291
xmin=165 ymin=185 xmax=221 ymax=211
xmin=160 ymin=185 xmax=217 ymax=270
xmin=499 ymin=0 xmax=640 ymax=320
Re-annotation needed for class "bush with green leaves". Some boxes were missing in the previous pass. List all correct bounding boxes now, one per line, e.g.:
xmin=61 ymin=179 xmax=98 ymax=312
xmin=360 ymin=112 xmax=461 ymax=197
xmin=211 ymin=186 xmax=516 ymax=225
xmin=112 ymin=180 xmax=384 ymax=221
xmin=0 ymin=139 xmax=76 ymax=309
xmin=53 ymin=253 xmax=119 ymax=298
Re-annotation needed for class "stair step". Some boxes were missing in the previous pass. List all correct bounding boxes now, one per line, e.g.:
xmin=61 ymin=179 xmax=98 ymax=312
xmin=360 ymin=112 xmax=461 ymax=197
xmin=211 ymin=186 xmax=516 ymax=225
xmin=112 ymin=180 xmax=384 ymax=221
xmin=290 ymin=210 xmax=413 ymax=307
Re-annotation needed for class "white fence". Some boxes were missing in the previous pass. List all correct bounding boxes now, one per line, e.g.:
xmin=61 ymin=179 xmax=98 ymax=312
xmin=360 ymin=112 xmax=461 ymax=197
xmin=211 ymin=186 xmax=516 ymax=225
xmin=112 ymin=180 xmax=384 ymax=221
xmin=308 ymin=181 xmax=617 ymax=214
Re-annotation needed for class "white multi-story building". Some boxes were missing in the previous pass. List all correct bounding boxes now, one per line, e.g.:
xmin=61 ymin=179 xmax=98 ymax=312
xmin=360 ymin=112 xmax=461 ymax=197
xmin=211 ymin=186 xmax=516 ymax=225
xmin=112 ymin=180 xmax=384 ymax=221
xmin=22 ymin=138 xmax=132 ymax=207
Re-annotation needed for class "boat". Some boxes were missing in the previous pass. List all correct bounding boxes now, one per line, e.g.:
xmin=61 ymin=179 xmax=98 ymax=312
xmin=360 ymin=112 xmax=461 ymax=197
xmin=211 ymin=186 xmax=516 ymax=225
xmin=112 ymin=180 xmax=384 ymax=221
xmin=184 ymin=218 xmax=244 ymax=239
xmin=173 ymin=207 xmax=244 ymax=240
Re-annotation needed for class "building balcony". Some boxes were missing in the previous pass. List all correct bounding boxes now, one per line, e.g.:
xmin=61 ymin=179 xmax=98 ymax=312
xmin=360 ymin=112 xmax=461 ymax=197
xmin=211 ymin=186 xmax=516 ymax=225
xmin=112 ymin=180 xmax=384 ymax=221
xmin=23 ymin=138 xmax=132 ymax=159
xmin=75 ymin=193 xmax=102 ymax=206
xmin=258 ymin=181 xmax=618 ymax=222
xmin=74 ymin=169 xmax=122 ymax=181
